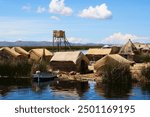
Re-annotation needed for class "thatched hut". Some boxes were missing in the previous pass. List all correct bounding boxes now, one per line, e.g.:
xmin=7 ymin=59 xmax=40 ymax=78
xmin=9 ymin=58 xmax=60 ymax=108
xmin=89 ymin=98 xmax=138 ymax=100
xmin=119 ymin=39 xmax=139 ymax=60
xmin=140 ymin=44 xmax=150 ymax=55
xmin=134 ymin=43 xmax=150 ymax=55
xmin=29 ymin=48 xmax=53 ymax=62
xmin=134 ymin=42 xmax=145 ymax=50
xmin=111 ymin=46 xmax=121 ymax=54
xmin=12 ymin=47 xmax=29 ymax=58
xmin=94 ymin=54 xmax=134 ymax=74
xmin=50 ymin=51 xmax=90 ymax=73
xmin=86 ymin=48 xmax=112 ymax=61
xmin=0 ymin=47 xmax=23 ymax=60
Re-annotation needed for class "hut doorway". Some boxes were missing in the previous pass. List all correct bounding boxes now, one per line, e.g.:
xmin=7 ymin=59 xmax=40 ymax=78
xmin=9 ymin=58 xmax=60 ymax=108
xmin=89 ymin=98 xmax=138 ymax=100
xmin=80 ymin=60 xmax=87 ymax=74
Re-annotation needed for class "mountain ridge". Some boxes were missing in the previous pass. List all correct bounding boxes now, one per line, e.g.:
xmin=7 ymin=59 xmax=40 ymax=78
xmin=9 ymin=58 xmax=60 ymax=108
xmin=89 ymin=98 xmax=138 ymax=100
xmin=0 ymin=41 xmax=103 ymax=47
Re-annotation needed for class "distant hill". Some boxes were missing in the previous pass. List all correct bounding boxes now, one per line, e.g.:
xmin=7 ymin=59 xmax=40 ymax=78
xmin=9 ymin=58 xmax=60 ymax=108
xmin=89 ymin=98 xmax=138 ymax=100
xmin=0 ymin=41 xmax=103 ymax=47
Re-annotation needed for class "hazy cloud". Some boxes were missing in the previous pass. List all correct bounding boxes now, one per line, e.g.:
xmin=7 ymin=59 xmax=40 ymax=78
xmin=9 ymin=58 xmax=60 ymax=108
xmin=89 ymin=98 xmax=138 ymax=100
xmin=37 ymin=6 xmax=46 ymax=13
xmin=22 ymin=4 xmax=31 ymax=11
xmin=50 ymin=16 xmax=60 ymax=21
xmin=101 ymin=32 xmax=150 ymax=44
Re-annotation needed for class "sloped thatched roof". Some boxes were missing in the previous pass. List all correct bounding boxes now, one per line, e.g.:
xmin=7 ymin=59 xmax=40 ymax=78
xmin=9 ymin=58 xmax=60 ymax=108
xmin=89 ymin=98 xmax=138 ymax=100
xmin=134 ymin=42 xmax=145 ymax=49
xmin=29 ymin=48 xmax=53 ymax=57
xmin=142 ymin=44 xmax=150 ymax=50
xmin=134 ymin=42 xmax=150 ymax=50
xmin=51 ymin=51 xmax=89 ymax=64
xmin=12 ymin=47 xmax=29 ymax=56
xmin=119 ymin=39 xmax=138 ymax=55
xmin=87 ymin=48 xmax=112 ymax=55
xmin=0 ymin=47 xmax=21 ymax=58
xmin=94 ymin=54 xmax=134 ymax=70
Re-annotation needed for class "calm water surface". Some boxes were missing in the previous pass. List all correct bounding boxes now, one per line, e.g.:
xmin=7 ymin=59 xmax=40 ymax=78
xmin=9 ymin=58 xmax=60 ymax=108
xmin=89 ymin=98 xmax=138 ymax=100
xmin=0 ymin=79 xmax=150 ymax=100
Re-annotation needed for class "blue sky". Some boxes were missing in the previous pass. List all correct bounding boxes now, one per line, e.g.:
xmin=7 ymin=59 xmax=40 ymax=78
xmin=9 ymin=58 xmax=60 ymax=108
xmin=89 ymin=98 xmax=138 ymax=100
xmin=0 ymin=0 xmax=150 ymax=44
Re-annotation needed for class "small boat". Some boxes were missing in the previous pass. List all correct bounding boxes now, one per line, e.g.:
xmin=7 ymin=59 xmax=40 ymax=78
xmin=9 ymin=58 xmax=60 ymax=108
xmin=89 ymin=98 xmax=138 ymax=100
xmin=32 ymin=71 xmax=57 ymax=82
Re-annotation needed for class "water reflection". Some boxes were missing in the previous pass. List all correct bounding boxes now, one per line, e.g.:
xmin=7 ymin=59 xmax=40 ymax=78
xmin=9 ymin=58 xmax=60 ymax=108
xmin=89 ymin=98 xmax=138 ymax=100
xmin=1 ymin=78 xmax=150 ymax=100
xmin=49 ymin=80 xmax=89 ymax=99
xmin=141 ymin=83 xmax=150 ymax=97
xmin=0 ymin=86 xmax=15 ymax=96
xmin=95 ymin=82 xmax=132 ymax=99
xmin=0 ymin=78 xmax=31 ymax=98
xmin=32 ymin=81 xmax=51 ymax=93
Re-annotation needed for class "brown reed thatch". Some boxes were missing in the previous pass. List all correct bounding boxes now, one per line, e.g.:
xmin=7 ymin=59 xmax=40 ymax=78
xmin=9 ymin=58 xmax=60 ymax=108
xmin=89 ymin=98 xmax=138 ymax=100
xmin=119 ymin=39 xmax=138 ymax=55
xmin=142 ymin=44 xmax=150 ymax=51
xmin=50 ymin=51 xmax=90 ymax=73
xmin=86 ymin=48 xmax=112 ymax=61
xmin=134 ymin=42 xmax=150 ymax=56
xmin=12 ymin=47 xmax=29 ymax=57
xmin=0 ymin=47 xmax=23 ymax=60
xmin=94 ymin=54 xmax=134 ymax=71
xmin=29 ymin=48 xmax=53 ymax=62
xmin=134 ymin=42 xmax=150 ymax=50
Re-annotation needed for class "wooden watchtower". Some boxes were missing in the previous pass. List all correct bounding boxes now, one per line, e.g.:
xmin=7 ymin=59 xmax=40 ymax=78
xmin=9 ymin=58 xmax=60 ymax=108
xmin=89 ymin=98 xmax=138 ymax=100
xmin=53 ymin=30 xmax=71 ymax=51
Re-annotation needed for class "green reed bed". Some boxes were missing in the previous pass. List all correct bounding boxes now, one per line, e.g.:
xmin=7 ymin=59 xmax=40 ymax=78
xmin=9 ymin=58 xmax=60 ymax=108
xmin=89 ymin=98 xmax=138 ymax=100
xmin=134 ymin=55 xmax=150 ymax=63
xmin=101 ymin=63 xmax=132 ymax=84
xmin=17 ymin=45 xmax=102 ymax=52
xmin=141 ymin=66 xmax=150 ymax=82
xmin=0 ymin=60 xmax=32 ymax=77
xmin=31 ymin=60 xmax=48 ymax=74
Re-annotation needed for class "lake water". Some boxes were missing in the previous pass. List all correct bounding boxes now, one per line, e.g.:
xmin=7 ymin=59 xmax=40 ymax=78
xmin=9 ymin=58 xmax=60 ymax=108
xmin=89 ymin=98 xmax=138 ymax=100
xmin=0 ymin=79 xmax=150 ymax=100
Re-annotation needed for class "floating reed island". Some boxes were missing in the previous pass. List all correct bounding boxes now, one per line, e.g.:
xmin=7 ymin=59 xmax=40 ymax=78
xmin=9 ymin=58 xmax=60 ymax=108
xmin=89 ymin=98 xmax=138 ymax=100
xmin=0 ymin=39 xmax=150 ymax=83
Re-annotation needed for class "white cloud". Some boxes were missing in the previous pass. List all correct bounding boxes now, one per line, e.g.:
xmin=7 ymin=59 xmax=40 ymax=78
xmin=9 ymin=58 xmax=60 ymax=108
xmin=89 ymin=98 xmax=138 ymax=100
xmin=37 ymin=6 xmax=46 ymax=13
xmin=67 ymin=37 xmax=82 ymax=43
xmin=22 ymin=4 xmax=31 ymax=11
xmin=67 ymin=37 xmax=91 ymax=43
xmin=50 ymin=16 xmax=60 ymax=21
xmin=101 ymin=32 xmax=150 ymax=44
xmin=79 ymin=3 xmax=112 ymax=20
xmin=49 ymin=0 xmax=73 ymax=16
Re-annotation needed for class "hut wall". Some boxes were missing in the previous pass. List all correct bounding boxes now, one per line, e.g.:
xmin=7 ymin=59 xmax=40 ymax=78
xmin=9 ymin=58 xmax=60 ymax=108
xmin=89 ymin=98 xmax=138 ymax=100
xmin=50 ymin=61 xmax=77 ymax=72
xmin=141 ymin=50 xmax=150 ymax=55
xmin=50 ymin=60 xmax=89 ymax=73
xmin=75 ymin=57 xmax=89 ymax=73
xmin=111 ymin=47 xmax=121 ymax=54
xmin=119 ymin=54 xmax=134 ymax=61
xmin=78 ymin=60 xmax=89 ymax=74
xmin=86 ymin=55 xmax=105 ymax=61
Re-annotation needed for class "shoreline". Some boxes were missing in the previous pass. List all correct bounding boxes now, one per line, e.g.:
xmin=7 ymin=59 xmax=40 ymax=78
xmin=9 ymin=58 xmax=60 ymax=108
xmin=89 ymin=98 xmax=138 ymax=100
xmin=0 ymin=70 xmax=149 ymax=83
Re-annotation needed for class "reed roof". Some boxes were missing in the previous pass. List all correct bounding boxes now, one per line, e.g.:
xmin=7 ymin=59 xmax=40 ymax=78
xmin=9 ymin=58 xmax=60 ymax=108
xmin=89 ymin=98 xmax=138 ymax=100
xmin=29 ymin=48 xmax=53 ymax=57
xmin=12 ymin=47 xmax=29 ymax=55
xmin=142 ymin=44 xmax=150 ymax=50
xmin=119 ymin=39 xmax=138 ymax=55
xmin=0 ymin=47 xmax=21 ymax=58
xmin=94 ymin=54 xmax=134 ymax=70
xmin=50 ymin=51 xmax=89 ymax=64
xmin=87 ymin=48 xmax=112 ymax=55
